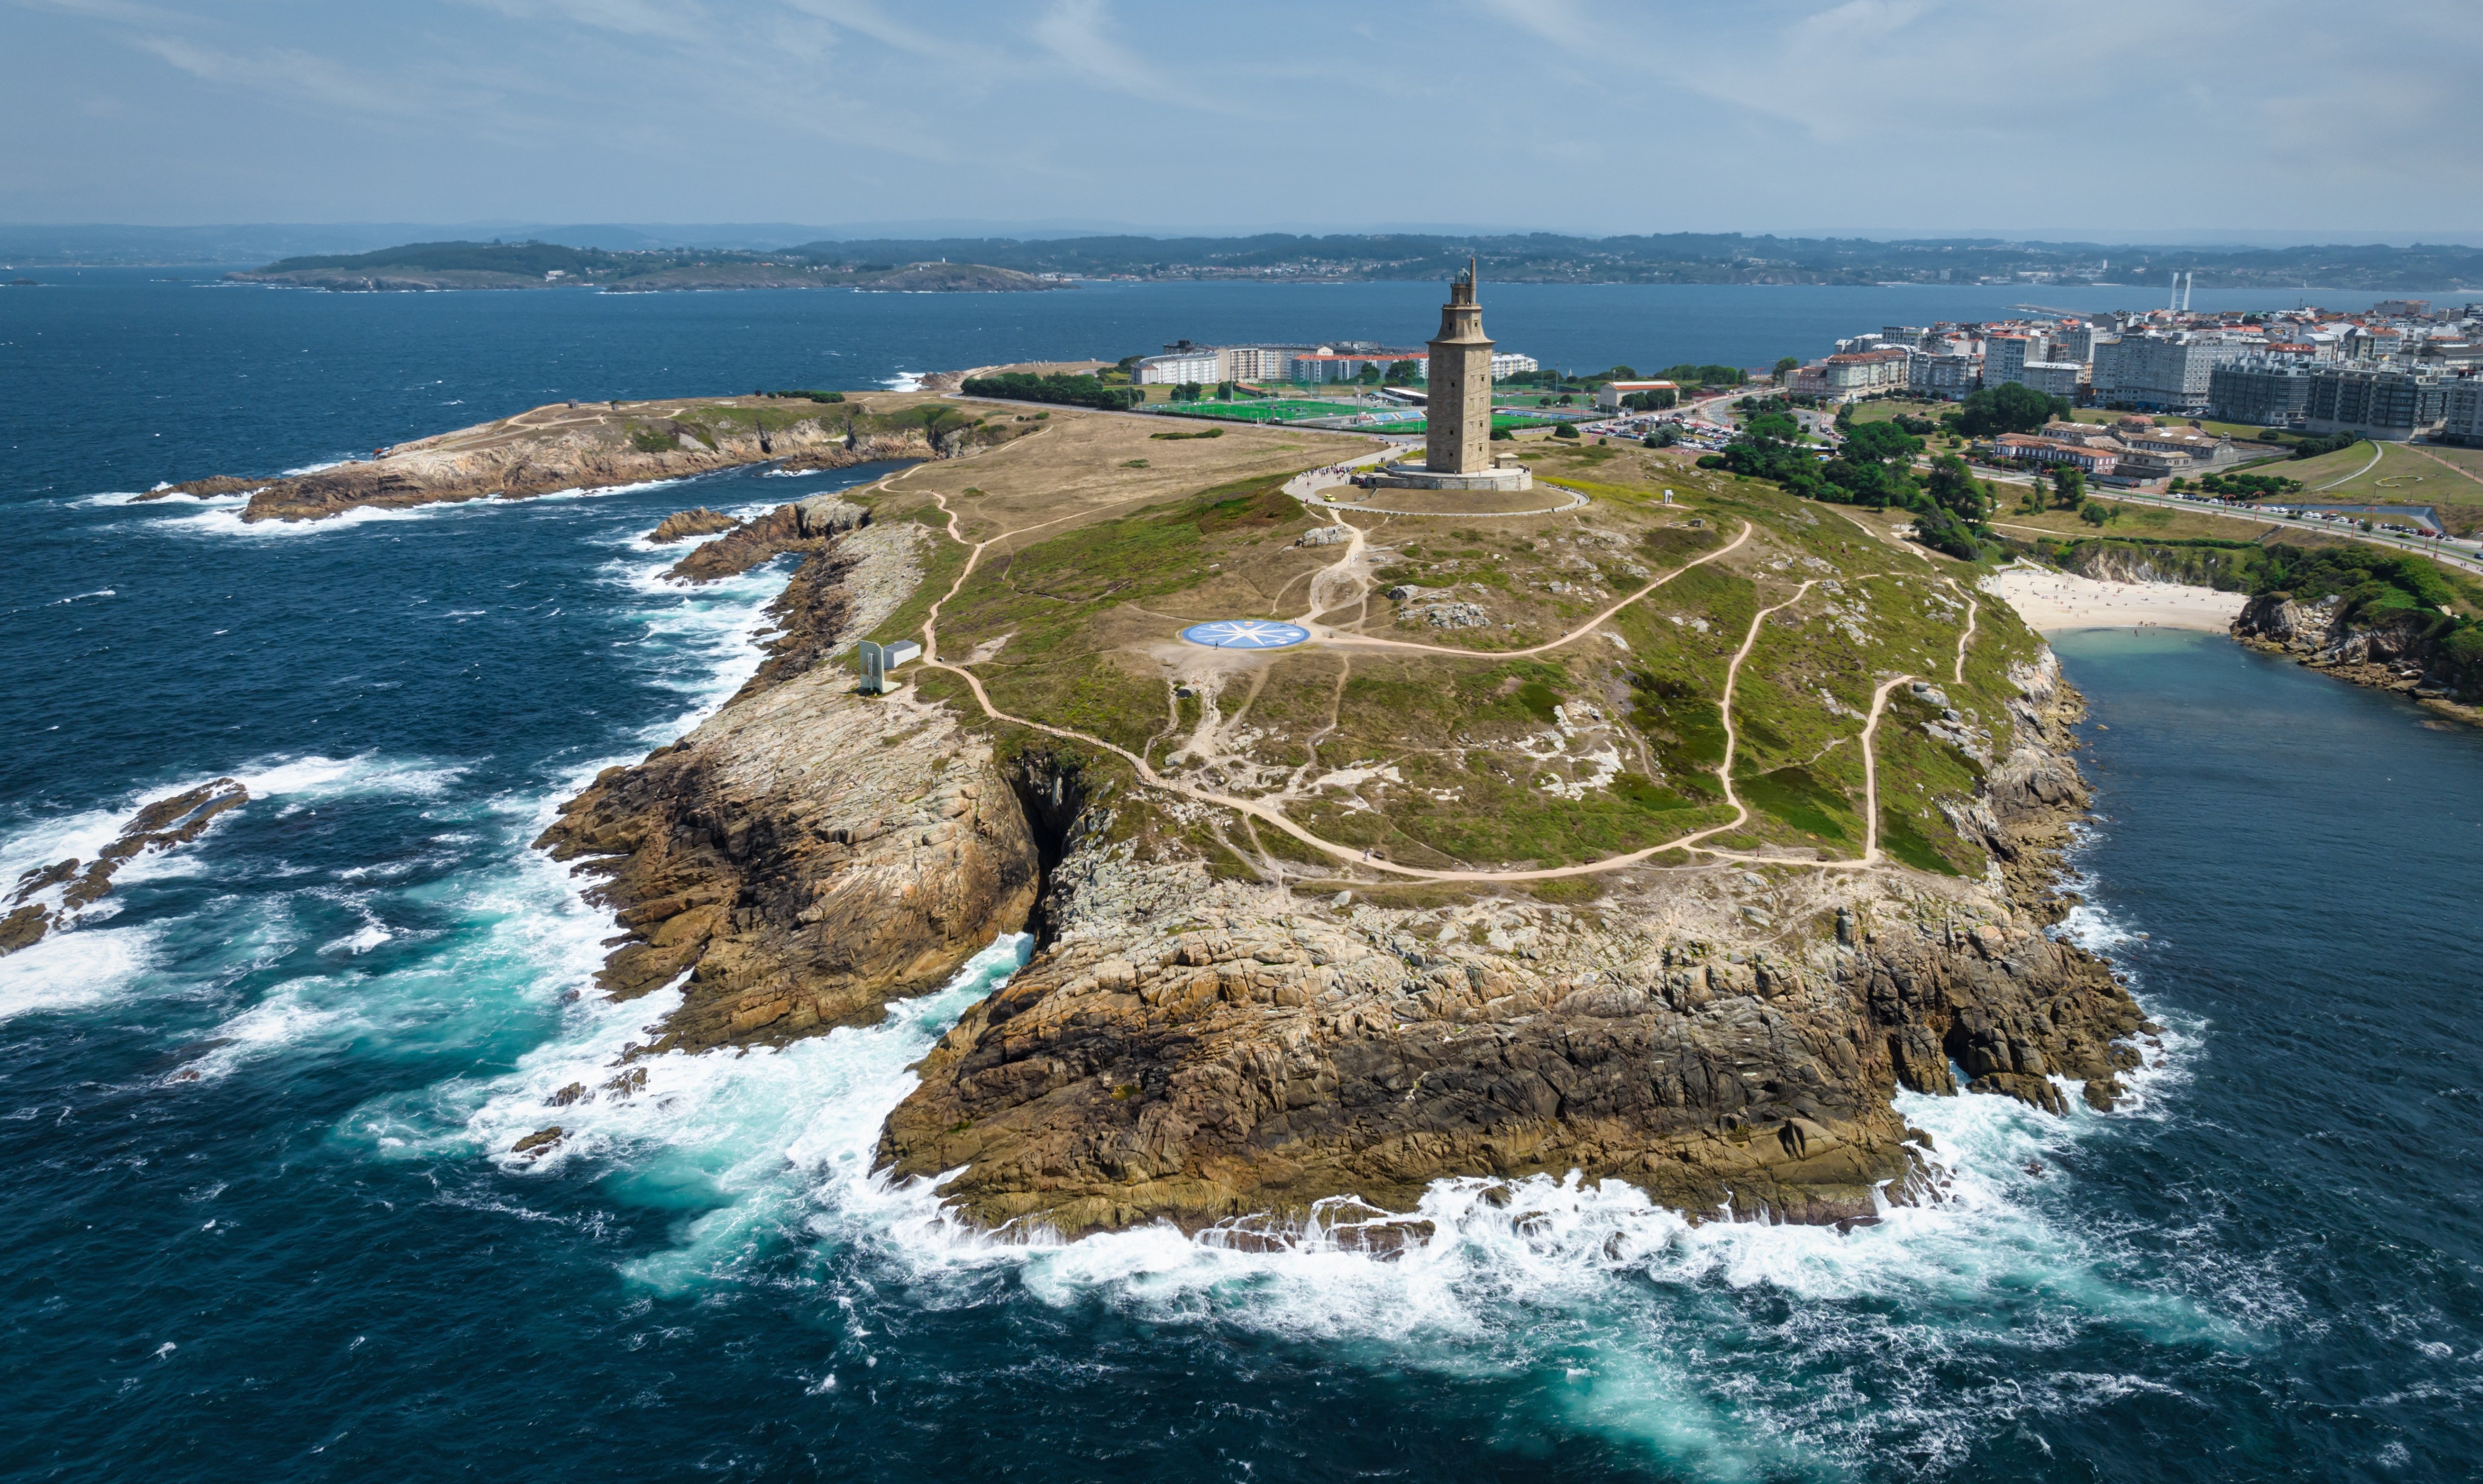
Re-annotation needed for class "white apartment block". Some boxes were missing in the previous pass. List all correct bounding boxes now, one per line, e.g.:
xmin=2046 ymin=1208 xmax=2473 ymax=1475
xmin=1909 ymin=352 xmax=1979 ymax=397
xmin=1132 ymin=351 xmax=1221 ymax=386
xmin=1983 ymin=333 xmax=2048 ymax=389
xmin=2091 ymin=335 xmax=2236 ymax=411
xmin=2019 ymin=361 xmax=2085 ymax=398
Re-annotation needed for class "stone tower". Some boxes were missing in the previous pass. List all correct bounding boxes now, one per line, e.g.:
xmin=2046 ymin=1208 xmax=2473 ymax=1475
xmin=1426 ymin=258 xmax=1494 ymax=474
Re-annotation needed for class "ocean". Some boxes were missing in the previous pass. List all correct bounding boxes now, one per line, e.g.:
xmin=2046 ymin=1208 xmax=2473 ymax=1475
xmin=3 ymin=273 xmax=2479 ymax=1482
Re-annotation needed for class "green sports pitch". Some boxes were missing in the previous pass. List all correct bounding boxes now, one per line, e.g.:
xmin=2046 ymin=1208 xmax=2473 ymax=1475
xmin=1153 ymin=402 xmax=1570 ymax=431
xmin=1154 ymin=399 xmax=1373 ymax=423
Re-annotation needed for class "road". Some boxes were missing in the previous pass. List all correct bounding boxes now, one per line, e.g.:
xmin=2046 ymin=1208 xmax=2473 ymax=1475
xmin=2059 ymin=486 xmax=2483 ymax=579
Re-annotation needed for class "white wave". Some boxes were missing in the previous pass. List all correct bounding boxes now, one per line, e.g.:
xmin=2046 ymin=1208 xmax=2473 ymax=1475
xmin=0 ymin=924 xmax=156 ymax=1023
xmin=180 ymin=826 xmax=619 ymax=1082
xmin=881 ymin=371 xmax=924 ymax=392
xmin=151 ymin=476 xmax=688 ymax=540
xmin=156 ymin=499 xmax=468 ymax=539
xmin=337 ymin=919 xmax=2217 ymax=1477
xmin=281 ymin=458 xmax=356 ymax=477
xmin=520 ymin=477 xmax=686 ymax=504
xmin=601 ymin=555 xmax=790 ymax=730
xmin=0 ymin=799 xmax=133 ymax=888
xmin=348 ymin=934 xmax=1030 ymax=1293
xmin=52 ymin=588 xmax=115 ymax=603
xmin=235 ymin=752 xmax=466 ymax=804
xmin=174 ymin=983 xmax=360 ymax=1083
xmin=321 ymin=919 xmax=393 ymax=956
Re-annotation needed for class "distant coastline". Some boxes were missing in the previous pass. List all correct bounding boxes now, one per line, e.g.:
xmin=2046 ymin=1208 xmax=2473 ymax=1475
xmin=225 ymin=247 xmax=1065 ymax=294
xmin=29 ymin=229 xmax=2469 ymax=290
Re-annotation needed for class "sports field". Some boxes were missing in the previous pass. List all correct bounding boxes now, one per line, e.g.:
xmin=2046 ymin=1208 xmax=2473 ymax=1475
xmin=1153 ymin=399 xmax=1373 ymax=423
xmin=1151 ymin=400 xmax=1571 ymax=434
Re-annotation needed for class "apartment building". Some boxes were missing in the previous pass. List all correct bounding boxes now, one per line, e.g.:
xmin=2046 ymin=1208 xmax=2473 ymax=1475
xmin=1132 ymin=349 xmax=1222 ymax=386
xmin=2019 ymin=361 xmax=2085 ymax=398
xmin=2440 ymin=377 xmax=2483 ymax=447
xmin=1983 ymin=333 xmax=2046 ymax=388
xmin=2091 ymin=334 xmax=2235 ymax=411
xmin=1908 ymin=352 xmax=1979 ymax=397
xmin=2207 ymin=355 xmax=2315 ymax=426
xmin=1791 ymin=347 xmax=1910 ymax=400
xmin=2306 ymin=364 xmax=2448 ymax=440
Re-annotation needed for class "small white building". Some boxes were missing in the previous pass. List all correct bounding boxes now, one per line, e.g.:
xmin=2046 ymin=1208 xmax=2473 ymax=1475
xmin=1132 ymin=351 xmax=1220 ymax=386
xmin=1594 ymin=379 xmax=1681 ymax=410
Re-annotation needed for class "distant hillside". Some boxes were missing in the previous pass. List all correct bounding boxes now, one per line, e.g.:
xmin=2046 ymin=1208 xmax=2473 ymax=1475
xmin=778 ymin=232 xmax=2483 ymax=290
xmin=207 ymin=232 xmax=2483 ymax=292
xmin=226 ymin=241 xmax=1066 ymax=293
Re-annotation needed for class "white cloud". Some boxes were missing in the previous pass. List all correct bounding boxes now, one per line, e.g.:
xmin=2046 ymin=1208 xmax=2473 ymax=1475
xmin=131 ymin=34 xmax=435 ymax=119
xmin=1 ymin=0 xmax=2476 ymax=232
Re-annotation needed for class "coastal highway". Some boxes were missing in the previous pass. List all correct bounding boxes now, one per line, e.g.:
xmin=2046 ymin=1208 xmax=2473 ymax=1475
xmin=1921 ymin=456 xmax=2483 ymax=581
xmin=2057 ymin=487 xmax=2483 ymax=580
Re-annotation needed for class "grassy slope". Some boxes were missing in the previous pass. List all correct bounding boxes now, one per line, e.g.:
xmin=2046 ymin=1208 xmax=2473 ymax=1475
xmin=871 ymin=414 xmax=2027 ymax=885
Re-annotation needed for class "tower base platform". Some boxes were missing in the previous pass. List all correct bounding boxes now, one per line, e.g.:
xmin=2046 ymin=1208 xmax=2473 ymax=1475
xmin=1370 ymin=462 xmax=1533 ymax=492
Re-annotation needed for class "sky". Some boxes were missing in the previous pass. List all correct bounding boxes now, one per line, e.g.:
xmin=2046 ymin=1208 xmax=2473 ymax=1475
xmin=5 ymin=0 xmax=2481 ymax=241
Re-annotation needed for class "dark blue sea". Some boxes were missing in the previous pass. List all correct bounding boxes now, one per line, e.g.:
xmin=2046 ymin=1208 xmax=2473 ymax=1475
xmin=3 ymin=273 xmax=2480 ymax=1482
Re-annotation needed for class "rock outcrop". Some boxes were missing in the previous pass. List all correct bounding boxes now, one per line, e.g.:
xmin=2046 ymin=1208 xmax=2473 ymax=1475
xmin=2 ymin=779 xmax=248 ymax=955
xmin=537 ymin=522 xmax=1026 ymax=1054
xmin=537 ymin=673 xmax=1040 ymax=1053
xmin=647 ymin=507 xmax=741 ymax=544
xmin=667 ymin=496 xmax=868 ymax=583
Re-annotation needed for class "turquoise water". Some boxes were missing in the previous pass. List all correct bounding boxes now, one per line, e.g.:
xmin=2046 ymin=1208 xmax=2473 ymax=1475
xmin=4 ymin=277 xmax=2483 ymax=1481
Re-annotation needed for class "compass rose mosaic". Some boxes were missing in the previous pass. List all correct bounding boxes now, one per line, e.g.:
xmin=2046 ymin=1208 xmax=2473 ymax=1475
xmin=1178 ymin=620 xmax=1312 ymax=650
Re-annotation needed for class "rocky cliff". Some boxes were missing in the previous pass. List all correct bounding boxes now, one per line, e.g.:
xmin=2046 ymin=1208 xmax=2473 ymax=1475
xmin=534 ymin=514 xmax=1017 ymax=1053
xmin=664 ymin=495 xmax=869 ymax=583
xmin=868 ymin=660 xmax=2149 ymax=1239
xmin=2234 ymin=592 xmax=2481 ymax=709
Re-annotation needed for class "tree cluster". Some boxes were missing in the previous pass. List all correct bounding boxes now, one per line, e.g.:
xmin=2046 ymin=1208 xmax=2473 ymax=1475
xmin=1697 ymin=409 xmax=1993 ymax=559
xmin=1946 ymin=383 xmax=2070 ymax=437
xmin=961 ymin=372 xmax=1141 ymax=411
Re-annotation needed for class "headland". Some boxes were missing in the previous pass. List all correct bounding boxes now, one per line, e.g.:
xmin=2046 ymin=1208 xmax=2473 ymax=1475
xmin=488 ymin=392 xmax=2153 ymax=1235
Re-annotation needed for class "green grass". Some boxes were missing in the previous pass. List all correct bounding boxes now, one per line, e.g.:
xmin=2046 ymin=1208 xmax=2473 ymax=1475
xmin=1738 ymin=765 xmax=1856 ymax=844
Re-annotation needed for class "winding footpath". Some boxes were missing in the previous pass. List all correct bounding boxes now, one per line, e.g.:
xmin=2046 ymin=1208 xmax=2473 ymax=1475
xmin=903 ymin=472 xmax=1972 ymax=883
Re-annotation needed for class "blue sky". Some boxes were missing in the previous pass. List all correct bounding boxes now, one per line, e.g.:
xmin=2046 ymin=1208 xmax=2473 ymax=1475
xmin=5 ymin=0 xmax=2479 ymax=238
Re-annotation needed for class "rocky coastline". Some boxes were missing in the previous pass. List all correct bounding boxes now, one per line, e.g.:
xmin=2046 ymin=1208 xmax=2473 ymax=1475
xmin=872 ymin=656 xmax=2145 ymax=1237
xmin=533 ymin=513 xmax=2151 ymax=1237
xmin=2233 ymin=592 xmax=2483 ymax=721
xmin=144 ymin=393 xmax=1022 ymax=523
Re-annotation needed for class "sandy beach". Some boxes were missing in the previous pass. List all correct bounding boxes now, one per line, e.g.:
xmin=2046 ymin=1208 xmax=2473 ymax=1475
xmin=1982 ymin=564 xmax=2248 ymax=633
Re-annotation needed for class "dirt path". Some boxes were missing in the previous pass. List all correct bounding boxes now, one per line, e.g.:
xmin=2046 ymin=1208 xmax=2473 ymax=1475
xmin=2403 ymin=441 xmax=2483 ymax=493
xmin=899 ymin=465 xmax=1973 ymax=882
xmin=1303 ymin=520 xmax=1754 ymax=659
